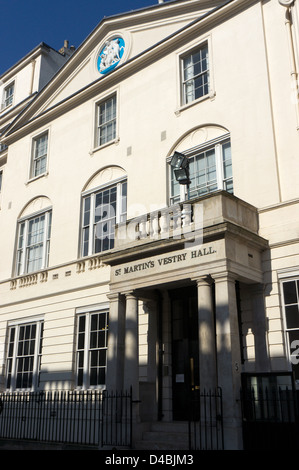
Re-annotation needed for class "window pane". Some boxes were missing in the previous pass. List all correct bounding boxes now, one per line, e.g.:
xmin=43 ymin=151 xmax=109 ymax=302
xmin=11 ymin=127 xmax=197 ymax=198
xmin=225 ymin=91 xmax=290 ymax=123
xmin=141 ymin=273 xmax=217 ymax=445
xmin=8 ymin=328 xmax=15 ymax=357
xmin=76 ymin=311 xmax=108 ymax=388
xmin=98 ymin=95 xmax=116 ymax=146
xmin=28 ymin=216 xmax=44 ymax=246
xmin=4 ymin=83 xmax=14 ymax=107
xmin=82 ymin=182 xmax=126 ymax=256
xmin=33 ymin=133 xmax=48 ymax=177
xmin=76 ymin=316 xmax=86 ymax=387
xmin=283 ymin=281 xmax=298 ymax=305
xmin=9 ymin=322 xmax=42 ymax=390
xmin=282 ymin=280 xmax=299 ymax=381
xmin=94 ymin=187 xmax=116 ymax=253
xmin=99 ymin=350 xmax=107 ymax=367
xmin=90 ymin=313 xmax=98 ymax=331
xmin=182 ymin=44 xmax=209 ymax=104
xmin=83 ymin=196 xmax=91 ymax=224
xmin=17 ymin=211 xmax=51 ymax=275
xmin=120 ymin=181 xmax=127 ymax=221
xmin=35 ymin=134 xmax=48 ymax=158
xmin=225 ymin=179 xmax=234 ymax=193
xmin=170 ymin=140 xmax=233 ymax=202
xmin=285 ymin=305 xmax=299 ymax=329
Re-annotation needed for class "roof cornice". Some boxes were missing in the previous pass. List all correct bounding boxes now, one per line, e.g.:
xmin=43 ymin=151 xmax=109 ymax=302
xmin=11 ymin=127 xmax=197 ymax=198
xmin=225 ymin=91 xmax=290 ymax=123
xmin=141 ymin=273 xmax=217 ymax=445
xmin=4 ymin=0 xmax=255 ymax=142
xmin=0 ymin=43 xmax=58 ymax=82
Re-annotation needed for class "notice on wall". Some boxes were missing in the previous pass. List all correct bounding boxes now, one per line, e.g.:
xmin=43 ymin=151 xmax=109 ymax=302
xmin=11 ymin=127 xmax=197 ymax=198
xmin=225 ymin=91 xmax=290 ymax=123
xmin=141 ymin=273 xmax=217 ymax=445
xmin=175 ymin=374 xmax=185 ymax=383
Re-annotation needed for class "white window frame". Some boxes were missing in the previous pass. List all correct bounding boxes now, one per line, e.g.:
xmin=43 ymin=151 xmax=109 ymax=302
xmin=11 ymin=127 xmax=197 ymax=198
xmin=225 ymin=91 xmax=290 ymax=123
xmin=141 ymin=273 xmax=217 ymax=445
xmin=280 ymin=275 xmax=299 ymax=384
xmin=30 ymin=131 xmax=49 ymax=179
xmin=6 ymin=317 xmax=44 ymax=391
xmin=16 ymin=208 xmax=52 ymax=276
xmin=175 ymin=36 xmax=215 ymax=113
xmin=181 ymin=42 xmax=209 ymax=106
xmin=2 ymin=82 xmax=15 ymax=109
xmin=75 ymin=305 xmax=109 ymax=390
xmin=81 ymin=178 xmax=127 ymax=257
xmin=169 ymin=135 xmax=233 ymax=205
xmin=95 ymin=93 xmax=117 ymax=148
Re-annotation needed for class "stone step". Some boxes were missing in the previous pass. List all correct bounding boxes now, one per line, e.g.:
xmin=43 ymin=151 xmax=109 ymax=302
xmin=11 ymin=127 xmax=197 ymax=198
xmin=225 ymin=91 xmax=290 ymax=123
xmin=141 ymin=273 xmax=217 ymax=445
xmin=135 ymin=439 xmax=189 ymax=450
xmin=150 ymin=422 xmax=189 ymax=433
xmin=142 ymin=430 xmax=189 ymax=443
xmin=135 ymin=422 xmax=190 ymax=451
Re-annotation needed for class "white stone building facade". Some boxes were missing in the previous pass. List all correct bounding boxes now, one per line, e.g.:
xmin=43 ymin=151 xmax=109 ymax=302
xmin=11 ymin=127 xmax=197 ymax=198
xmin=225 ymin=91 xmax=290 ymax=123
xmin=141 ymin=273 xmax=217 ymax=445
xmin=0 ymin=0 xmax=299 ymax=450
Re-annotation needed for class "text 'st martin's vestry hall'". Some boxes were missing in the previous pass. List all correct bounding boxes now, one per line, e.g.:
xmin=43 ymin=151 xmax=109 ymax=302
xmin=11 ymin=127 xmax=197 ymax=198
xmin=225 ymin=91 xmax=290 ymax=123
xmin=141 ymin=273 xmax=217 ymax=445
xmin=0 ymin=0 xmax=299 ymax=451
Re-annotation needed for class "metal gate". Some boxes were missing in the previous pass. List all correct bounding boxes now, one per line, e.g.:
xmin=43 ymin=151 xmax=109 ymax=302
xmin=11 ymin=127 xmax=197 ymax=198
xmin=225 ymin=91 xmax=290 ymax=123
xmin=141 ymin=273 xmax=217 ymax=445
xmin=188 ymin=388 xmax=224 ymax=450
xmin=241 ymin=372 xmax=299 ymax=450
xmin=101 ymin=388 xmax=132 ymax=448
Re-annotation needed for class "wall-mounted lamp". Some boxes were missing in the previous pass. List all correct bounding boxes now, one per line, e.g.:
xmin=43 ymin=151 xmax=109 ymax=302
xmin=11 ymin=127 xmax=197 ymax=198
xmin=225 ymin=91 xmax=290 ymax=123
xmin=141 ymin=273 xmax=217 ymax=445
xmin=170 ymin=151 xmax=191 ymax=186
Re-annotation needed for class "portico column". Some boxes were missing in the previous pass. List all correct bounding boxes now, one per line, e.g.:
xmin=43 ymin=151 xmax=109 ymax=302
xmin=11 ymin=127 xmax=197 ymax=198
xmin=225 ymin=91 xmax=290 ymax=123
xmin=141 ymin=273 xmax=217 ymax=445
xmin=106 ymin=292 xmax=125 ymax=391
xmin=214 ymin=272 xmax=243 ymax=450
xmin=250 ymin=283 xmax=270 ymax=372
xmin=124 ymin=292 xmax=139 ymax=402
xmin=196 ymin=276 xmax=217 ymax=391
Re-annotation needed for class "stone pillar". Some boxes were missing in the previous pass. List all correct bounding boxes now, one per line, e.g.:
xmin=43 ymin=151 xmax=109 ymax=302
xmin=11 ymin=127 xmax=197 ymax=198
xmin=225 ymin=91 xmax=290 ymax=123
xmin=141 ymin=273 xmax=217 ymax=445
xmin=250 ymin=283 xmax=270 ymax=372
xmin=106 ymin=292 xmax=125 ymax=391
xmin=123 ymin=292 xmax=140 ymax=441
xmin=196 ymin=276 xmax=217 ymax=391
xmin=214 ymin=272 xmax=243 ymax=450
xmin=123 ymin=292 xmax=139 ymax=401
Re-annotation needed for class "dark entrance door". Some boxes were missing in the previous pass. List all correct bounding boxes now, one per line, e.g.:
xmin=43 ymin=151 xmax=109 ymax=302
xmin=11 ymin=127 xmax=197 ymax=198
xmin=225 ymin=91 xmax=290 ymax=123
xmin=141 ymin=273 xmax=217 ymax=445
xmin=171 ymin=286 xmax=199 ymax=420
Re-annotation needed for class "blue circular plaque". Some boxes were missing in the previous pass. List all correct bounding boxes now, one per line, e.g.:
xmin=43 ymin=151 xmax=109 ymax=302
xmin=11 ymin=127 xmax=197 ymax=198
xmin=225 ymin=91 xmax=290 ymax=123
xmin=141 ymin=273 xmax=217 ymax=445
xmin=97 ymin=37 xmax=125 ymax=75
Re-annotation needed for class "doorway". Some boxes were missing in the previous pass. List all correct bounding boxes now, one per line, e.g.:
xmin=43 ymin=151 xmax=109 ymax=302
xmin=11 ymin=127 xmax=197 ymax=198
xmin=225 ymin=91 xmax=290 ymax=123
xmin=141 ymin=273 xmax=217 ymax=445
xmin=170 ymin=286 xmax=199 ymax=420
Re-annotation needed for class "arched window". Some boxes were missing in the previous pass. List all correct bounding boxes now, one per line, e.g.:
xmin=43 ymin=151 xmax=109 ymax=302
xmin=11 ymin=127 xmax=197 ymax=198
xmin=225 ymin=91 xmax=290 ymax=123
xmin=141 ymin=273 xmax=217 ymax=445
xmin=15 ymin=197 xmax=52 ymax=275
xmin=169 ymin=127 xmax=233 ymax=204
xmin=80 ymin=166 xmax=127 ymax=257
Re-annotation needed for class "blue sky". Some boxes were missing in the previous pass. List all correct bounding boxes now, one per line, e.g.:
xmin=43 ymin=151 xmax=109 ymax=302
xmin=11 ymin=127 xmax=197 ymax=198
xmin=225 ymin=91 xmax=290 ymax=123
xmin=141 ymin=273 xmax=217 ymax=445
xmin=0 ymin=0 xmax=167 ymax=76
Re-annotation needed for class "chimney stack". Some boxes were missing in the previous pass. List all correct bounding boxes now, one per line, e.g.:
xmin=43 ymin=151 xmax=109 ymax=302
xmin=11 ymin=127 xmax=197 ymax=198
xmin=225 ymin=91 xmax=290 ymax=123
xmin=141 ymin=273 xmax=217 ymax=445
xmin=59 ymin=40 xmax=76 ymax=57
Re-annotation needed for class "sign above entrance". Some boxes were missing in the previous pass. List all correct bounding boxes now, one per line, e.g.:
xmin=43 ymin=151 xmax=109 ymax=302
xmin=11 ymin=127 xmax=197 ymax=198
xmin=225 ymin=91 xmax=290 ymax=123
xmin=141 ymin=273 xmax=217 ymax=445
xmin=113 ymin=244 xmax=218 ymax=281
xmin=97 ymin=37 xmax=125 ymax=75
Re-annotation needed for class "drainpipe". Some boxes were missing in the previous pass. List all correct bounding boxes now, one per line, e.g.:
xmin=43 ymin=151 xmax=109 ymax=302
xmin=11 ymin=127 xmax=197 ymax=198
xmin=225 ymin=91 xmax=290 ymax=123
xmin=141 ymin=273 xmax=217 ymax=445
xmin=279 ymin=0 xmax=299 ymax=129
xmin=29 ymin=59 xmax=36 ymax=95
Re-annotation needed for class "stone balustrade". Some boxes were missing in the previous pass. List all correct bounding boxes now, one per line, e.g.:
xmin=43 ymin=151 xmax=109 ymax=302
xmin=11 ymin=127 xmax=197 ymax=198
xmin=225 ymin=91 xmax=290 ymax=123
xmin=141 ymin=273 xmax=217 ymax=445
xmin=114 ymin=191 xmax=259 ymax=250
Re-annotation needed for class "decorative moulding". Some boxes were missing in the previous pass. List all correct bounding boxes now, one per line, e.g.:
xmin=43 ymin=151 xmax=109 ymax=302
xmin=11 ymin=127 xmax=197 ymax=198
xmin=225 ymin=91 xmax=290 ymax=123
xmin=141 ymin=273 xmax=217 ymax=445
xmin=95 ymin=32 xmax=131 ymax=77
xmin=278 ymin=0 xmax=294 ymax=6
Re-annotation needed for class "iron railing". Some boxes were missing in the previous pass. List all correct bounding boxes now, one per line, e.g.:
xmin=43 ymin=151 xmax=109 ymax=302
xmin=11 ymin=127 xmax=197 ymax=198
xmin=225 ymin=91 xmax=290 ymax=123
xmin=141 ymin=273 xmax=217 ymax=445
xmin=0 ymin=389 xmax=132 ymax=448
xmin=101 ymin=389 xmax=132 ymax=447
xmin=188 ymin=388 xmax=224 ymax=450
xmin=241 ymin=380 xmax=299 ymax=449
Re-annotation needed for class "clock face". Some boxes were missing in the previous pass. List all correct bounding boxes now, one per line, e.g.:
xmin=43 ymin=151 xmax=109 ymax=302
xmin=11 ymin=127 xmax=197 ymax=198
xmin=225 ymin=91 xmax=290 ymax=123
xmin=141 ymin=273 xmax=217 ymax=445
xmin=97 ymin=37 xmax=125 ymax=75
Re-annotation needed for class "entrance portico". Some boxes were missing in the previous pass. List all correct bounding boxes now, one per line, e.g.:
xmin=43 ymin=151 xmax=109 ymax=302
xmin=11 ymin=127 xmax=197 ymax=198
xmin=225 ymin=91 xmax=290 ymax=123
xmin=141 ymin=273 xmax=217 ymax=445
xmin=102 ymin=191 xmax=269 ymax=450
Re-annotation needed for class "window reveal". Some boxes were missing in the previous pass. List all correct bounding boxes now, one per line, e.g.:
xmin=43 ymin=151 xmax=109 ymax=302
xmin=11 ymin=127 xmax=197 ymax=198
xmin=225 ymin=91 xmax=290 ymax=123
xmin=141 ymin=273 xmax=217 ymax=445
xmin=182 ymin=44 xmax=209 ymax=105
xmin=6 ymin=321 xmax=44 ymax=390
xmin=170 ymin=139 xmax=233 ymax=205
xmin=76 ymin=310 xmax=109 ymax=388
xmin=3 ymin=82 xmax=14 ymax=108
xmin=96 ymin=95 xmax=117 ymax=146
xmin=282 ymin=279 xmax=299 ymax=381
xmin=81 ymin=180 xmax=127 ymax=256
xmin=31 ymin=132 xmax=48 ymax=178
xmin=16 ymin=210 xmax=52 ymax=275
